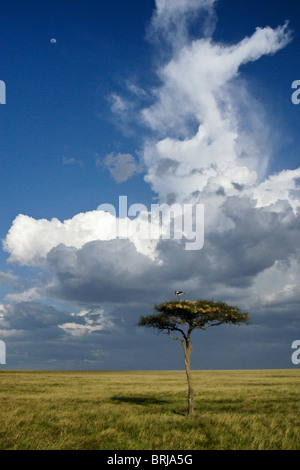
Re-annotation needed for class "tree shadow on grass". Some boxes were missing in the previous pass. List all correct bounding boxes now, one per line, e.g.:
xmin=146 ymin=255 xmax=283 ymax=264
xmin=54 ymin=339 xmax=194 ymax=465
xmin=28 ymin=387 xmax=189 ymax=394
xmin=111 ymin=395 xmax=188 ymax=416
xmin=111 ymin=395 xmax=169 ymax=406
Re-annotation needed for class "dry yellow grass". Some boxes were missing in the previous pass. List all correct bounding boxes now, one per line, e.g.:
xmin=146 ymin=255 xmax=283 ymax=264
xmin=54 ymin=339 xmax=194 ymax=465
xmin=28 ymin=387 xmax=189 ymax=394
xmin=0 ymin=369 xmax=299 ymax=449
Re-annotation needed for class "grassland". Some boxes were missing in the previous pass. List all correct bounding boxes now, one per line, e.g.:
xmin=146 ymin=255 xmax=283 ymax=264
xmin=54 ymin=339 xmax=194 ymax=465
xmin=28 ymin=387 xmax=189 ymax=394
xmin=0 ymin=369 xmax=299 ymax=450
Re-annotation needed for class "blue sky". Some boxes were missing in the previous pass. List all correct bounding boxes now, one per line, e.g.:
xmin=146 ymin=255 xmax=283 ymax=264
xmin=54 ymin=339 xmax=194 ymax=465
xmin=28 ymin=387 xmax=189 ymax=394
xmin=1 ymin=0 xmax=300 ymax=370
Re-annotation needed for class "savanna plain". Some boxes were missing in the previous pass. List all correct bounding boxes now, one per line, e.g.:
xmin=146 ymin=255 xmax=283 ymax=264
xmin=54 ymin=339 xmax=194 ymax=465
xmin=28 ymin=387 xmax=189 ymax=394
xmin=0 ymin=369 xmax=299 ymax=450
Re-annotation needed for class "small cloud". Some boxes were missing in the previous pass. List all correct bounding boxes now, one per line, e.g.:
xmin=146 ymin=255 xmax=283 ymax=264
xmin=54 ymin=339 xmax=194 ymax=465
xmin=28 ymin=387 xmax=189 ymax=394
xmin=50 ymin=38 xmax=57 ymax=44
xmin=58 ymin=308 xmax=114 ymax=336
xmin=110 ymin=93 xmax=128 ymax=114
xmin=125 ymin=81 xmax=147 ymax=98
xmin=6 ymin=287 xmax=41 ymax=303
xmin=0 ymin=271 xmax=18 ymax=284
xmin=101 ymin=152 xmax=142 ymax=183
xmin=62 ymin=156 xmax=83 ymax=167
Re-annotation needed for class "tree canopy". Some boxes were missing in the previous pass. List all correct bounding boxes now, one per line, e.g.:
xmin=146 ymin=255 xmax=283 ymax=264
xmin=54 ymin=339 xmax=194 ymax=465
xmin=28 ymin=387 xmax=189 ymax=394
xmin=138 ymin=299 xmax=249 ymax=337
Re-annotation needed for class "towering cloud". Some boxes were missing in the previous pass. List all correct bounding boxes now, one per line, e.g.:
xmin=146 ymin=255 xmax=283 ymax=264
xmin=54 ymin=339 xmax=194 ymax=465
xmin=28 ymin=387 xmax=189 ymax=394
xmin=142 ymin=20 xmax=292 ymax=207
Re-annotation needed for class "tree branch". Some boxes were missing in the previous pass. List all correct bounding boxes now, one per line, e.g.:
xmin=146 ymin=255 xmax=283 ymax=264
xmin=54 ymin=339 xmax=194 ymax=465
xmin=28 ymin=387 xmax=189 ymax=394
xmin=164 ymin=325 xmax=187 ymax=343
xmin=168 ymin=332 xmax=185 ymax=344
xmin=199 ymin=321 xmax=224 ymax=330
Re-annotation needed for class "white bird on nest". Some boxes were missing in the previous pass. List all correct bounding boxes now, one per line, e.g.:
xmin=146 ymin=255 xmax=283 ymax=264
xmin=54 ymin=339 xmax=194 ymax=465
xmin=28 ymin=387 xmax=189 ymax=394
xmin=174 ymin=291 xmax=185 ymax=297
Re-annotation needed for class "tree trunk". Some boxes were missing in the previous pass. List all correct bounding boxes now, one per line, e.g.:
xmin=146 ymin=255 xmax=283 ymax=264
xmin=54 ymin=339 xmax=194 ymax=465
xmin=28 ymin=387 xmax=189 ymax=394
xmin=183 ymin=343 xmax=194 ymax=415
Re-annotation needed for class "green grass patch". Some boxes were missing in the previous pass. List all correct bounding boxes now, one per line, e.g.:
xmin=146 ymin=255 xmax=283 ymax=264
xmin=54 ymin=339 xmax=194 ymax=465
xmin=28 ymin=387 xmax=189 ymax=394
xmin=0 ymin=369 xmax=299 ymax=450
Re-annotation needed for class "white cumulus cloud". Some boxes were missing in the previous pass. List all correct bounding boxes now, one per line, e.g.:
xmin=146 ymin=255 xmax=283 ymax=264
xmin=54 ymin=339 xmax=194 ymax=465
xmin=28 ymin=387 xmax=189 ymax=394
xmin=2 ymin=211 xmax=158 ymax=266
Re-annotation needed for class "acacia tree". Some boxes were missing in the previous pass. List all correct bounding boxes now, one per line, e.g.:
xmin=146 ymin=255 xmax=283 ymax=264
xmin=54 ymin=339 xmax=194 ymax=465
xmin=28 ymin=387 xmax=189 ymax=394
xmin=137 ymin=299 xmax=249 ymax=415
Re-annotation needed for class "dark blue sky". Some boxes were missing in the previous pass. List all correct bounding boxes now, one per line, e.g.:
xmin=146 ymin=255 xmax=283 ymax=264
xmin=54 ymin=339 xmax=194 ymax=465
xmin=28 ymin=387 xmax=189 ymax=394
xmin=0 ymin=0 xmax=300 ymax=370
